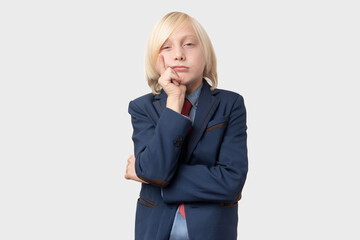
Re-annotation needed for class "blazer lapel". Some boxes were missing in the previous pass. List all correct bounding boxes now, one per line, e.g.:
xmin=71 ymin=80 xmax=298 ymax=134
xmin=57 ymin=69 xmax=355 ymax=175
xmin=186 ymin=82 xmax=219 ymax=162
xmin=152 ymin=90 xmax=167 ymax=117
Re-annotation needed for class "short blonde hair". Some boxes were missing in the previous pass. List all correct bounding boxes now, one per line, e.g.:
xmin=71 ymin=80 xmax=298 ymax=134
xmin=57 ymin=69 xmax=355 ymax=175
xmin=145 ymin=12 xmax=218 ymax=94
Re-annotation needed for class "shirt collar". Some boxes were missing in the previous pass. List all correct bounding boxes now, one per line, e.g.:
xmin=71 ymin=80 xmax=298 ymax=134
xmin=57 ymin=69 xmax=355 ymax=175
xmin=186 ymin=82 xmax=203 ymax=108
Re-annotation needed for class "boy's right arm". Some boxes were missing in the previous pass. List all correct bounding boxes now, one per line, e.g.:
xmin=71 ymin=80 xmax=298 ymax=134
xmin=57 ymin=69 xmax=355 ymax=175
xmin=128 ymin=100 xmax=191 ymax=187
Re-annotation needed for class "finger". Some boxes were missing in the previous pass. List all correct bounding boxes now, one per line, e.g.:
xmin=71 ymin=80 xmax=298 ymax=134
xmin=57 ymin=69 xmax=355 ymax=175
xmin=156 ymin=54 xmax=166 ymax=75
xmin=141 ymin=179 xmax=149 ymax=184
xmin=171 ymin=68 xmax=181 ymax=78
xmin=170 ymin=74 xmax=182 ymax=86
xmin=158 ymin=69 xmax=182 ymax=87
xmin=166 ymin=68 xmax=182 ymax=82
xmin=128 ymin=154 xmax=135 ymax=163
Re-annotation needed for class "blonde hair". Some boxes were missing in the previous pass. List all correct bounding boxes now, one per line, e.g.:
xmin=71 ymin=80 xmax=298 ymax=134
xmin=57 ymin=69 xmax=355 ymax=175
xmin=145 ymin=12 xmax=218 ymax=94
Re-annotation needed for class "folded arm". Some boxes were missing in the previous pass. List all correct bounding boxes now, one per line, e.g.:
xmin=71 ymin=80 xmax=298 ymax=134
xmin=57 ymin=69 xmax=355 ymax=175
xmin=128 ymin=100 xmax=192 ymax=187
xmin=162 ymin=95 xmax=248 ymax=203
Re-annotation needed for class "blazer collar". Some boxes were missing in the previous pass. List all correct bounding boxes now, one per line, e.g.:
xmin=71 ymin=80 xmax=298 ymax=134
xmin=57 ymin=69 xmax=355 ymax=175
xmin=152 ymin=88 xmax=167 ymax=116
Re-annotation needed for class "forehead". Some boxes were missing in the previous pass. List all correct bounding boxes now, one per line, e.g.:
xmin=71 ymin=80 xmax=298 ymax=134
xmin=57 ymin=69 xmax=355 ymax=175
xmin=167 ymin=22 xmax=198 ymax=41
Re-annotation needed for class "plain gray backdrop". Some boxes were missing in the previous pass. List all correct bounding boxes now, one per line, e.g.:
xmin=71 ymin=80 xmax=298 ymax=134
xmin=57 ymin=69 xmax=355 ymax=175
xmin=1 ymin=0 xmax=359 ymax=239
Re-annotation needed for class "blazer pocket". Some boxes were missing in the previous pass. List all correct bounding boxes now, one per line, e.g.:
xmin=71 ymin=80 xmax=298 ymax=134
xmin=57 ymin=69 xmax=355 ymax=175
xmin=137 ymin=195 xmax=156 ymax=208
xmin=220 ymin=202 xmax=238 ymax=209
xmin=206 ymin=116 xmax=230 ymax=133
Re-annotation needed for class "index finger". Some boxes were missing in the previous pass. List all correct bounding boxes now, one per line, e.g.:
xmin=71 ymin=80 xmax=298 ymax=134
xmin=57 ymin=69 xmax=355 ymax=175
xmin=155 ymin=54 xmax=166 ymax=75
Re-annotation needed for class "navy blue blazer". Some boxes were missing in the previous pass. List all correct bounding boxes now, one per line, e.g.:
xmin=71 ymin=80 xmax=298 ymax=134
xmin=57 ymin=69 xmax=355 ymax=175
xmin=128 ymin=80 xmax=248 ymax=240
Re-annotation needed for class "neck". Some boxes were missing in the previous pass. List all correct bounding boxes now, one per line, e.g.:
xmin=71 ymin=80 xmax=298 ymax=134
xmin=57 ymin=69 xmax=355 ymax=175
xmin=185 ymin=77 xmax=203 ymax=97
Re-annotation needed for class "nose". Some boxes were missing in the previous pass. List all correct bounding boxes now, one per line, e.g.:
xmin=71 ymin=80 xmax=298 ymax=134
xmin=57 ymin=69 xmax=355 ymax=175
xmin=174 ymin=46 xmax=185 ymax=61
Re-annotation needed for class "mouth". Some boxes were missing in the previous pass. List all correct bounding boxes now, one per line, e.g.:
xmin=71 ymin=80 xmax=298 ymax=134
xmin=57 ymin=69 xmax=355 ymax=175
xmin=171 ymin=66 xmax=189 ymax=72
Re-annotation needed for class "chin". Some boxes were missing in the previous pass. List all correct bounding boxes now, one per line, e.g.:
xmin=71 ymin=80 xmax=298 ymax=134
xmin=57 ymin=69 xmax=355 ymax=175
xmin=184 ymin=78 xmax=201 ymax=85
xmin=182 ymin=79 xmax=193 ymax=86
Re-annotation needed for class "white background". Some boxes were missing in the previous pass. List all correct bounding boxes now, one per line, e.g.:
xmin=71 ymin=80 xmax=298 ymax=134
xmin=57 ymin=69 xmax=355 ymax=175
xmin=1 ymin=0 xmax=359 ymax=239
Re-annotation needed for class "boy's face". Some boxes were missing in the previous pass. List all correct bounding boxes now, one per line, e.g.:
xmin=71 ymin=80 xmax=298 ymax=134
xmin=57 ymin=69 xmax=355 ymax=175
xmin=159 ymin=22 xmax=206 ymax=92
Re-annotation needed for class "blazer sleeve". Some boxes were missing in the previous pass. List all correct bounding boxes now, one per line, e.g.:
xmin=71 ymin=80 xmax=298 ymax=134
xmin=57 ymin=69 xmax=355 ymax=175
xmin=162 ymin=95 xmax=248 ymax=203
xmin=128 ymin=100 xmax=192 ymax=187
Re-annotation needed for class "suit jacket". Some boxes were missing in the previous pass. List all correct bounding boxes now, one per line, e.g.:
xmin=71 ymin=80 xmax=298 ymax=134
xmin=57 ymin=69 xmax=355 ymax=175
xmin=128 ymin=80 xmax=248 ymax=240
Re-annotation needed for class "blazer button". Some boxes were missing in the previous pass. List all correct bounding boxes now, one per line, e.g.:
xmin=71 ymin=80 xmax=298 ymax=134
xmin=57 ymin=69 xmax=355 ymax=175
xmin=173 ymin=135 xmax=183 ymax=147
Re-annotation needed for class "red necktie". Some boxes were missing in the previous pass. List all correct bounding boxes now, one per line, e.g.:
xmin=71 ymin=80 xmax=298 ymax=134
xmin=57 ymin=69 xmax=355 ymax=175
xmin=181 ymin=99 xmax=193 ymax=138
xmin=179 ymin=99 xmax=192 ymax=219
xmin=181 ymin=99 xmax=192 ymax=118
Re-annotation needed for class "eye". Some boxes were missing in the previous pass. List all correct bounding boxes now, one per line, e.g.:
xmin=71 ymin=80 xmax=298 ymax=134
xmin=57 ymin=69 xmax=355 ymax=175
xmin=185 ymin=43 xmax=194 ymax=46
xmin=161 ymin=46 xmax=171 ymax=50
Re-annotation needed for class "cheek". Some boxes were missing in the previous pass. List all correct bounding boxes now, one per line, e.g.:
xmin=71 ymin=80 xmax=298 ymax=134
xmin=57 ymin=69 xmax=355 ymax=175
xmin=194 ymin=55 xmax=206 ymax=72
xmin=194 ymin=52 xmax=205 ymax=67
